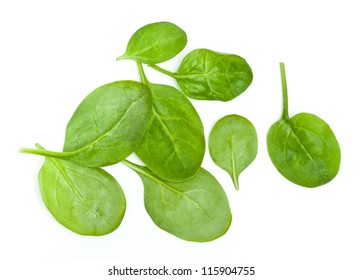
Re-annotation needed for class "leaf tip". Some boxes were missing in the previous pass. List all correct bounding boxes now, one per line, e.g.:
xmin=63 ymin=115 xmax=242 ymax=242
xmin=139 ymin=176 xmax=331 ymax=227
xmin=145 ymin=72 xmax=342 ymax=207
xmin=232 ymin=177 xmax=240 ymax=190
xmin=116 ymin=54 xmax=127 ymax=61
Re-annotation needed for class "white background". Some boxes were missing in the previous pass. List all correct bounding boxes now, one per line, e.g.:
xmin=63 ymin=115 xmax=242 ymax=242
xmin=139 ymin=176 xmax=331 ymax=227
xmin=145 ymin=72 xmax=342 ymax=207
xmin=1 ymin=0 xmax=361 ymax=279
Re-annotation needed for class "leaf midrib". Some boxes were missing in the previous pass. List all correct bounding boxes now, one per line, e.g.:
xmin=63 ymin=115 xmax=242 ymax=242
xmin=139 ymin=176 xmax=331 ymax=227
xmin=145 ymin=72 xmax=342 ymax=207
xmin=285 ymin=119 xmax=326 ymax=180
xmin=127 ymin=34 xmax=184 ymax=58
xmin=70 ymin=96 xmax=143 ymax=155
xmin=125 ymin=161 xmax=211 ymax=218
xmin=151 ymin=107 xmax=185 ymax=168
xmin=47 ymin=158 xmax=113 ymax=226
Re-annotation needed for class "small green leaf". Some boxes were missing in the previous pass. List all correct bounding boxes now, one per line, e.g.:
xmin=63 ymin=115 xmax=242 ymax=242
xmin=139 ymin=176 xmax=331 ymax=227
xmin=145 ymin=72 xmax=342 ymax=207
xmin=117 ymin=21 xmax=187 ymax=64
xmin=136 ymin=82 xmax=205 ymax=182
xmin=151 ymin=49 xmax=252 ymax=101
xmin=39 ymin=157 xmax=126 ymax=236
xmin=123 ymin=160 xmax=232 ymax=242
xmin=20 ymin=80 xmax=152 ymax=167
xmin=209 ymin=114 xmax=258 ymax=190
xmin=267 ymin=63 xmax=341 ymax=187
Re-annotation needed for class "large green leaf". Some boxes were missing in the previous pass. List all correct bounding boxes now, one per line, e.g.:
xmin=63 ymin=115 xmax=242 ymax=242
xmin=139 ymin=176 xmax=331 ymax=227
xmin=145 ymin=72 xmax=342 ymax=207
xmin=268 ymin=113 xmax=341 ymax=187
xmin=267 ymin=63 xmax=341 ymax=187
xmin=136 ymin=83 xmax=205 ymax=182
xmin=39 ymin=156 xmax=126 ymax=235
xmin=20 ymin=80 xmax=152 ymax=167
xmin=124 ymin=160 xmax=232 ymax=242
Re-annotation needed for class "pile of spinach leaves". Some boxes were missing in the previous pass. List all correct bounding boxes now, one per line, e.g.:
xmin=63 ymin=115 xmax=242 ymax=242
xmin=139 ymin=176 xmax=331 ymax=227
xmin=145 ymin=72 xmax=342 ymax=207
xmin=20 ymin=22 xmax=340 ymax=242
xmin=20 ymin=22 xmax=253 ymax=242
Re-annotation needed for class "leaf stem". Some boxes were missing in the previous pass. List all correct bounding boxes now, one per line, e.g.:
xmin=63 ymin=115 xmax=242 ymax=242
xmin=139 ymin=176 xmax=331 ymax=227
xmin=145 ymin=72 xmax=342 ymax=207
xmin=121 ymin=160 xmax=158 ymax=183
xmin=19 ymin=145 xmax=77 ymax=159
xmin=279 ymin=62 xmax=289 ymax=119
xmin=122 ymin=159 xmax=189 ymax=198
xmin=116 ymin=54 xmax=127 ymax=61
xmin=148 ymin=64 xmax=177 ymax=78
xmin=231 ymin=170 xmax=240 ymax=190
xmin=121 ymin=159 xmax=144 ymax=173
xmin=121 ymin=159 xmax=161 ymax=185
xmin=137 ymin=62 xmax=149 ymax=85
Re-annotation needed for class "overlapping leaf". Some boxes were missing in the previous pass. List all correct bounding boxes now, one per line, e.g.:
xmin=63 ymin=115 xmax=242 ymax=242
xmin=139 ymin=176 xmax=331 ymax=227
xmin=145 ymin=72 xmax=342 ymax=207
xmin=136 ymin=83 xmax=205 ymax=182
xmin=39 ymin=156 xmax=126 ymax=235
xmin=124 ymin=160 xmax=232 ymax=242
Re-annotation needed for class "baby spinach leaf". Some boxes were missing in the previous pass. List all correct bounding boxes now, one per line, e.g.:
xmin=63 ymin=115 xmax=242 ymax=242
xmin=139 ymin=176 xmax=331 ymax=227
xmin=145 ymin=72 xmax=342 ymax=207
xmin=267 ymin=63 xmax=341 ymax=187
xmin=116 ymin=21 xmax=187 ymax=64
xmin=135 ymin=64 xmax=205 ymax=182
xmin=39 ymin=152 xmax=126 ymax=236
xmin=20 ymin=80 xmax=152 ymax=167
xmin=209 ymin=114 xmax=258 ymax=190
xmin=123 ymin=160 xmax=232 ymax=242
xmin=150 ymin=48 xmax=253 ymax=101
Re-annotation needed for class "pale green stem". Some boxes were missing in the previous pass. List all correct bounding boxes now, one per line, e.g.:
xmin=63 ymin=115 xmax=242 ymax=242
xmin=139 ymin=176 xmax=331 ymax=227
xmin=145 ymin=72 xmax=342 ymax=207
xmin=137 ymin=62 xmax=149 ymax=85
xmin=19 ymin=144 xmax=77 ymax=159
xmin=122 ymin=159 xmax=144 ymax=174
xmin=148 ymin=64 xmax=177 ymax=78
xmin=280 ymin=62 xmax=289 ymax=119
xmin=231 ymin=171 xmax=240 ymax=190
xmin=116 ymin=54 xmax=127 ymax=61
xmin=122 ymin=159 xmax=156 ymax=183
xmin=122 ymin=160 xmax=185 ymax=196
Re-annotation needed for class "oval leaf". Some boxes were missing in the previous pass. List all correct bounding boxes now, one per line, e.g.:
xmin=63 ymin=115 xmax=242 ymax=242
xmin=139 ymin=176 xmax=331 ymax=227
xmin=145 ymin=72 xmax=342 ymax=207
xmin=267 ymin=63 xmax=341 ymax=187
xmin=136 ymin=83 xmax=205 ymax=182
xmin=117 ymin=21 xmax=187 ymax=64
xmin=124 ymin=161 xmax=232 ymax=242
xmin=62 ymin=80 xmax=151 ymax=166
xmin=209 ymin=114 xmax=258 ymax=190
xmin=39 ymin=157 xmax=126 ymax=235
xmin=20 ymin=81 xmax=152 ymax=166
xmin=267 ymin=113 xmax=341 ymax=187
xmin=174 ymin=49 xmax=253 ymax=101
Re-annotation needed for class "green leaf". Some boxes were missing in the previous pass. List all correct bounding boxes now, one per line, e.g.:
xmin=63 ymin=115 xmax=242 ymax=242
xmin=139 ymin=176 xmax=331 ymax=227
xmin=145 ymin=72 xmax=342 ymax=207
xmin=151 ymin=49 xmax=253 ymax=101
xmin=39 ymin=156 xmax=126 ymax=236
xmin=267 ymin=63 xmax=341 ymax=187
xmin=136 ymin=82 xmax=205 ymax=182
xmin=20 ymin=80 xmax=152 ymax=167
xmin=123 ymin=160 xmax=232 ymax=242
xmin=209 ymin=114 xmax=258 ymax=190
xmin=117 ymin=21 xmax=187 ymax=64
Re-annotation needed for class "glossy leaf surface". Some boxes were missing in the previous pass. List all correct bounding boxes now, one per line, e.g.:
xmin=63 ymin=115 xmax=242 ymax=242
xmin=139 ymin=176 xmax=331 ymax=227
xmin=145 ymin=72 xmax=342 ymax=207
xmin=21 ymin=81 xmax=152 ymax=167
xmin=136 ymin=83 xmax=205 ymax=182
xmin=124 ymin=160 xmax=232 ymax=242
xmin=209 ymin=114 xmax=258 ymax=190
xmin=267 ymin=63 xmax=341 ymax=187
xmin=158 ymin=49 xmax=252 ymax=101
xmin=117 ymin=21 xmax=187 ymax=64
xmin=39 ymin=157 xmax=126 ymax=235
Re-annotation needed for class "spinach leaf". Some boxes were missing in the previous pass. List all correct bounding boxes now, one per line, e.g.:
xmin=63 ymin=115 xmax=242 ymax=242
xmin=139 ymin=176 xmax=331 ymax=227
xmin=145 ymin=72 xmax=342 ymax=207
xmin=116 ymin=21 xmax=187 ymax=64
xmin=123 ymin=160 xmax=232 ymax=242
xmin=209 ymin=114 xmax=258 ymax=190
xmin=135 ymin=64 xmax=205 ymax=182
xmin=150 ymin=48 xmax=253 ymax=101
xmin=39 ymin=148 xmax=126 ymax=236
xmin=267 ymin=63 xmax=341 ymax=187
xmin=20 ymin=80 xmax=152 ymax=167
